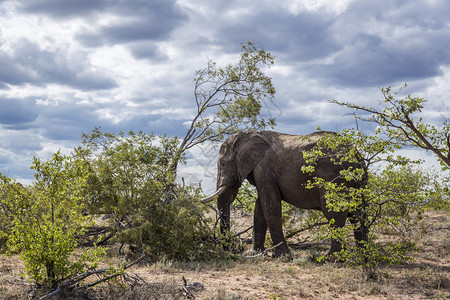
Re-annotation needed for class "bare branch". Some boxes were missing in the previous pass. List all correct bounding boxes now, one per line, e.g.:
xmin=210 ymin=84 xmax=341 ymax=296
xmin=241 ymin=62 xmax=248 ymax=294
xmin=40 ymin=252 xmax=146 ymax=300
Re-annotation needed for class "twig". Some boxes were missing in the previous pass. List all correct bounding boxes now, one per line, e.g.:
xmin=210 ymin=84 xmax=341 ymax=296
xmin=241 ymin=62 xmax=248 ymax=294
xmin=181 ymin=276 xmax=196 ymax=299
xmin=244 ymin=242 xmax=283 ymax=258
xmin=134 ymin=273 xmax=162 ymax=298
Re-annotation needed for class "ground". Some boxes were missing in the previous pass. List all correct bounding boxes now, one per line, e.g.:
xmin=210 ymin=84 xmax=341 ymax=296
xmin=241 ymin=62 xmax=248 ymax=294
xmin=0 ymin=211 xmax=448 ymax=299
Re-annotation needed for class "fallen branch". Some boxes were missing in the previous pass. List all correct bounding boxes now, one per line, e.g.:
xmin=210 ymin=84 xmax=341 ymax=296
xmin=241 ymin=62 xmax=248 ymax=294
xmin=76 ymin=226 xmax=114 ymax=246
xmin=288 ymin=242 xmax=329 ymax=249
xmin=234 ymin=225 xmax=253 ymax=237
xmin=244 ymin=242 xmax=283 ymax=258
xmin=285 ymin=220 xmax=328 ymax=239
xmin=40 ymin=252 xmax=145 ymax=300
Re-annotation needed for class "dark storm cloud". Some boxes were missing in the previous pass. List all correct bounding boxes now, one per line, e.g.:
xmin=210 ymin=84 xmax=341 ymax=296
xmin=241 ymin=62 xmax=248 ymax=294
xmin=0 ymin=50 xmax=36 ymax=87
xmin=217 ymin=10 xmax=338 ymax=62
xmin=312 ymin=37 xmax=450 ymax=87
xmin=310 ymin=0 xmax=450 ymax=86
xmin=0 ymin=97 xmax=38 ymax=128
xmin=14 ymin=0 xmax=188 ymax=59
xmin=77 ymin=17 xmax=183 ymax=48
xmin=0 ymin=38 xmax=117 ymax=90
xmin=128 ymin=42 xmax=168 ymax=61
xmin=75 ymin=0 xmax=188 ymax=54
xmin=35 ymin=100 xmax=107 ymax=141
xmin=206 ymin=0 xmax=450 ymax=87
xmin=15 ymin=0 xmax=107 ymax=18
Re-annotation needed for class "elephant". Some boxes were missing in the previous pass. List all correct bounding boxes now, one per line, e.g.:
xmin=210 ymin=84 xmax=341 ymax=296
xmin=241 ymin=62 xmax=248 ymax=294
xmin=201 ymin=130 xmax=367 ymax=258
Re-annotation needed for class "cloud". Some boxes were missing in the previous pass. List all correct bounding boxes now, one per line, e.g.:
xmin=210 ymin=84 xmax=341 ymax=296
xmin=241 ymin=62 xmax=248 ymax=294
xmin=309 ymin=0 xmax=450 ymax=86
xmin=0 ymin=97 xmax=38 ymax=128
xmin=13 ymin=38 xmax=118 ymax=90
xmin=75 ymin=0 xmax=188 ymax=50
xmin=0 ymin=37 xmax=117 ymax=90
xmin=14 ymin=0 xmax=188 ymax=60
xmin=127 ymin=42 xmax=168 ymax=61
xmin=0 ymin=50 xmax=36 ymax=87
xmin=218 ymin=10 xmax=338 ymax=61
xmin=14 ymin=0 xmax=108 ymax=18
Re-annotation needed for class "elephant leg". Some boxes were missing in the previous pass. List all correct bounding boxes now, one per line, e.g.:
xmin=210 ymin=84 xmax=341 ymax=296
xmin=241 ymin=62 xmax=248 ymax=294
xmin=253 ymin=196 xmax=267 ymax=252
xmin=348 ymin=211 xmax=368 ymax=247
xmin=320 ymin=189 xmax=347 ymax=255
xmin=259 ymin=188 xmax=290 ymax=258
xmin=322 ymin=210 xmax=348 ymax=255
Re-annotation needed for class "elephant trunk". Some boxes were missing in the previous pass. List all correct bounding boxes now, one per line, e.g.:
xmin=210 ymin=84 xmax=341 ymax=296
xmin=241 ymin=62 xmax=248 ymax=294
xmin=217 ymin=193 xmax=231 ymax=234
xmin=200 ymin=185 xmax=233 ymax=234
xmin=200 ymin=184 xmax=240 ymax=234
xmin=217 ymin=186 xmax=241 ymax=235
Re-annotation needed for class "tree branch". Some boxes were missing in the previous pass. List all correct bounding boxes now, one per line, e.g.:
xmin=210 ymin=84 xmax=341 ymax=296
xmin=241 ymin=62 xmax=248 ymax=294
xmin=40 ymin=252 xmax=145 ymax=300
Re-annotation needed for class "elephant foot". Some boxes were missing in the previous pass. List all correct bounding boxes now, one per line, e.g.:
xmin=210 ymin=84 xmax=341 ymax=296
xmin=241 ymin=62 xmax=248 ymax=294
xmin=272 ymin=243 xmax=292 ymax=260
xmin=323 ymin=250 xmax=345 ymax=262
xmin=253 ymin=244 xmax=265 ymax=252
xmin=273 ymin=251 xmax=292 ymax=261
xmin=322 ymin=240 xmax=345 ymax=262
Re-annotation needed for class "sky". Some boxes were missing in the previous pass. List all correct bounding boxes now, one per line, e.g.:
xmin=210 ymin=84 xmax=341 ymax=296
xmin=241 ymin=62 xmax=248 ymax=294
xmin=0 ymin=0 xmax=449 ymax=191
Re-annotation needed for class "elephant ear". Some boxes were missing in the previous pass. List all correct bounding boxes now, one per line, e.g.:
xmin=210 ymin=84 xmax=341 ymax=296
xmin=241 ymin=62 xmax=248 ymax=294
xmin=234 ymin=132 xmax=269 ymax=182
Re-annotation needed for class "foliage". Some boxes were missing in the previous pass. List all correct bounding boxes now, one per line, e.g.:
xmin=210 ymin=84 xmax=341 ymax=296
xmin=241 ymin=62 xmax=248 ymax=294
xmin=80 ymin=129 xmax=181 ymax=215
xmin=338 ymin=241 xmax=414 ymax=280
xmin=0 ymin=152 xmax=104 ymax=287
xmin=80 ymin=129 xmax=230 ymax=261
xmin=302 ymin=128 xmax=447 ymax=276
xmin=172 ymin=41 xmax=277 ymax=174
xmin=233 ymin=180 xmax=258 ymax=213
xmin=331 ymin=84 xmax=450 ymax=169
xmin=117 ymin=184 xmax=228 ymax=261
xmin=370 ymin=164 xmax=447 ymax=239
xmin=0 ymin=175 xmax=18 ymax=251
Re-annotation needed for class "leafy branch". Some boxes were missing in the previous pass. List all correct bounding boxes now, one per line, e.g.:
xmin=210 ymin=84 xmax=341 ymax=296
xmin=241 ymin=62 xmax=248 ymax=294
xmin=331 ymin=84 xmax=450 ymax=168
xmin=170 ymin=41 xmax=277 ymax=175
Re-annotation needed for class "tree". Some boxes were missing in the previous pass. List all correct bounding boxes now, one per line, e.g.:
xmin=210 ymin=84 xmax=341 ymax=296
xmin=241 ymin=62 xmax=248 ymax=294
xmin=302 ymin=128 xmax=447 ymax=279
xmin=1 ymin=152 xmax=104 ymax=287
xmin=170 ymin=41 xmax=277 ymax=175
xmin=331 ymin=84 xmax=450 ymax=169
xmin=79 ymin=129 xmax=228 ymax=260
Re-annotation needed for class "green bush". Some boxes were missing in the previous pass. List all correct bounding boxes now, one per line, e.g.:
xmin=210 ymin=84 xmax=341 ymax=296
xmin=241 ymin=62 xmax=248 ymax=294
xmin=117 ymin=185 xmax=227 ymax=260
xmin=302 ymin=129 xmax=449 ymax=278
xmin=0 ymin=175 xmax=16 ymax=251
xmin=1 ymin=152 xmax=104 ymax=287
xmin=337 ymin=241 xmax=414 ymax=280
xmin=80 ymin=129 xmax=231 ymax=261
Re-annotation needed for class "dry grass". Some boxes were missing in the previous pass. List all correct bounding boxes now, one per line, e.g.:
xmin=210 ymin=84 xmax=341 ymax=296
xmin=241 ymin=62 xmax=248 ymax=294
xmin=1 ymin=211 xmax=448 ymax=299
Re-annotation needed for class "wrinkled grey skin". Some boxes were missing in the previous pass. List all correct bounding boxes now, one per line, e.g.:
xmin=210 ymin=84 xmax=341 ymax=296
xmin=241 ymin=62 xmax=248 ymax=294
xmin=206 ymin=130 xmax=366 ymax=258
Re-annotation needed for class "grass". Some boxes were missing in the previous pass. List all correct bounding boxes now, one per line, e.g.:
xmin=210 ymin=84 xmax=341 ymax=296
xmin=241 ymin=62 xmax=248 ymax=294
xmin=0 ymin=210 xmax=448 ymax=299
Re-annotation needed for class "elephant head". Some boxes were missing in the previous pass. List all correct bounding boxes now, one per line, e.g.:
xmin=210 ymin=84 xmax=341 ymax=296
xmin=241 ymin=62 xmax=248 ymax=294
xmin=201 ymin=130 xmax=269 ymax=233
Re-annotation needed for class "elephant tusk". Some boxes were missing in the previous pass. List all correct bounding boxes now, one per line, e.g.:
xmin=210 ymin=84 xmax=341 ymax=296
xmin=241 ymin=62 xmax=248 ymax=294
xmin=200 ymin=186 xmax=228 ymax=203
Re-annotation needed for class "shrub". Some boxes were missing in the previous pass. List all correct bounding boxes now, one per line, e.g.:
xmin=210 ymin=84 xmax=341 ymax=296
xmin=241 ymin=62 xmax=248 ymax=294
xmin=1 ymin=151 xmax=104 ymax=287
xmin=80 ymin=129 xmax=231 ymax=261
xmin=302 ymin=129 xmax=449 ymax=278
